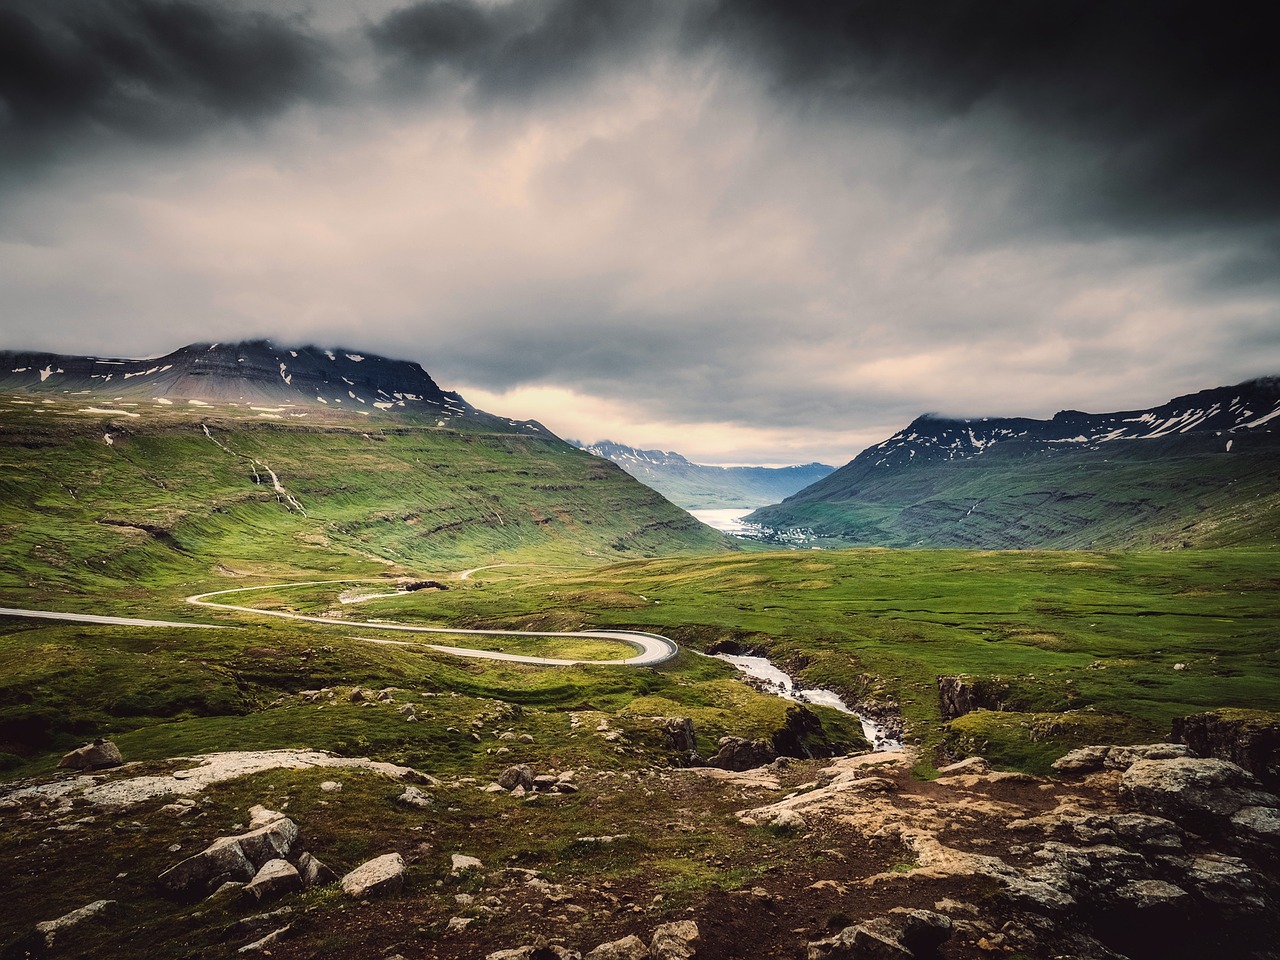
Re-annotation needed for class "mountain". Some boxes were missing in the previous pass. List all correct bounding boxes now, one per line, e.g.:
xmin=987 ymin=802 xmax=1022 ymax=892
xmin=0 ymin=339 xmax=533 ymax=428
xmin=0 ymin=341 xmax=729 ymax=603
xmin=573 ymin=440 xmax=834 ymax=509
xmin=748 ymin=378 xmax=1280 ymax=549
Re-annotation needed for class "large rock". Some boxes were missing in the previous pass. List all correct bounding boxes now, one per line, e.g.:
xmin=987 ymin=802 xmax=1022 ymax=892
xmin=936 ymin=676 xmax=1007 ymax=721
xmin=487 ymin=941 xmax=581 ymax=960
xmin=296 ymin=851 xmax=337 ymax=888
xmin=35 ymin=900 xmax=117 ymax=947
xmin=707 ymin=736 xmax=776 ymax=772
xmin=1120 ymin=757 xmax=1279 ymax=831
xmin=498 ymin=765 xmax=535 ymax=791
xmin=808 ymin=910 xmax=951 ymax=960
xmin=585 ymin=934 xmax=650 ymax=960
xmin=1052 ymin=743 xmax=1190 ymax=775
xmin=158 ymin=836 xmax=257 ymax=899
xmin=1174 ymin=710 xmax=1280 ymax=791
xmin=341 ymin=853 xmax=406 ymax=899
xmin=244 ymin=859 xmax=302 ymax=902
xmin=662 ymin=718 xmax=698 ymax=754
xmin=58 ymin=739 xmax=123 ymax=771
xmin=650 ymin=920 xmax=700 ymax=960
xmin=235 ymin=818 xmax=300 ymax=867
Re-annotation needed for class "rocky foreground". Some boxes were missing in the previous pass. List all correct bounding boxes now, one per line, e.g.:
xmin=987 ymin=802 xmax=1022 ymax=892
xmin=1 ymin=739 xmax=1278 ymax=960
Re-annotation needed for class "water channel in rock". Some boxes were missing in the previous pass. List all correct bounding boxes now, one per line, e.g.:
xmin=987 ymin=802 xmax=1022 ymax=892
xmin=715 ymin=652 xmax=902 ymax=751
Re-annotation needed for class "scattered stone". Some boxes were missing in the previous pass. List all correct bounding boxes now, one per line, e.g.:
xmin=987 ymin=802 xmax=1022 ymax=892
xmin=235 ymin=817 xmax=300 ymax=866
xmin=296 ymin=851 xmax=337 ymax=888
xmin=341 ymin=853 xmax=406 ymax=899
xmin=533 ymin=775 xmax=559 ymax=792
xmin=487 ymin=939 xmax=581 ymax=960
xmin=245 ymin=859 xmax=302 ymax=902
xmin=158 ymin=836 xmax=257 ymax=900
xmin=451 ymin=854 xmax=484 ymax=875
xmin=651 ymin=920 xmax=700 ymax=960
xmin=397 ymin=786 xmax=434 ymax=809
xmin=237 ymin=924 xmax=292 ymax=954
xmin=808 ymin=909 xmax=952 ymax=960
xmin=499 ymin=765 xmax=536 ymax=791
xmin=320 ymin=781 xmax=342 ymax=793
xmin=57 ymin=739 xmax=123 ymax=771
xmin=771 ymin=809 xmax=807 ymax=832
xmin=447 ymin=916 xmax=474 ymax=933
xmin=399 ymin=704 xmax=416 ymax=720
xmin=35 ymin=899 xmax=117 ymax=947
xmin=585 ymin=934 xmax=650 ymax=960
xmin=936 ymin=757 xmax=991 ymax=777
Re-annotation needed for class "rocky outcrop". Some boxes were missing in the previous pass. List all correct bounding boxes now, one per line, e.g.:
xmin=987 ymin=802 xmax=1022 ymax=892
xmin=661 ymin=717 xmax=698 ymax=756
xmin=707 ymin=736 xmax=777 ymax=771
xmin=156 ymin=806 xmax=336 ymax=903
xmin=57 ymin=739 xmax=123 ymax=771
xmin=1052 ymin=742 xmax=1191 ymax=775
xmin=807 ymin=908 xmax=952 ymax=959
xmin=1119 ymin=756 xmax=1280 ymax=842
xmin=1173 ymin=709 xmax=1280 ymax=791
xmin=771 ymin=705 xmax=839 ymax=759
xmin=936 ymin=676 xmax=1009 ymax=720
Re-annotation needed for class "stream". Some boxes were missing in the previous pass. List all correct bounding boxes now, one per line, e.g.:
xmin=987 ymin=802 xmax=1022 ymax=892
xmin=715 ymin=653 xmax=902 ymax=752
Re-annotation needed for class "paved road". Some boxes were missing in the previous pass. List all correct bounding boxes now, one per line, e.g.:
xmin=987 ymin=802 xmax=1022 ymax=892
xmin=186 ymin=580 xmax=679 ymax=667
xmin=0 ymin=607 xmax=227 ymax=629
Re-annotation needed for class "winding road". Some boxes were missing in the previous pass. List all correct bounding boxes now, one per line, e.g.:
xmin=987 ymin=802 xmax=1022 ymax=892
xmin=0 ymin=576 xmax=678 ymax=668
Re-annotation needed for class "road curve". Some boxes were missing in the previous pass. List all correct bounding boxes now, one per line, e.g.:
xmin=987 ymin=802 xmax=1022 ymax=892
xmin=186 ymin=580 xmax=679 ymax=667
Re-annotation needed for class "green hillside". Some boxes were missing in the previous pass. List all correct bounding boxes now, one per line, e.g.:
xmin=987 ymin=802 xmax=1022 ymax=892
xmin=0 ymin=395 xmax=729 ymax=612
xmin=750 ymin=431 xmax=1280 ymax=550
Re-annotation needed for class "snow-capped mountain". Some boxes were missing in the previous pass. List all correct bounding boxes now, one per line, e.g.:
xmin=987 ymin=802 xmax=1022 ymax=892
xmin=749 ymin=378 xmax=1280 ymax=550
xmin=575 ymin=440 xmax=834 ymax=510
xmin=861 ymin=379 xmax=1280 ymax=470
xmin=0 ymin=340 xmax=559 ymax=437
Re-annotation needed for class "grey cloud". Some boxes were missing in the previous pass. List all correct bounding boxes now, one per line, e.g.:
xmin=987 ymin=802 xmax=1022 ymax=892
xmin=0 ymin=0 xmax=336 ymax=179
xmin=368 ymin=0 xmax=688 ymax=99
xmin=695 ymin=0 xmax=1280 ymax=235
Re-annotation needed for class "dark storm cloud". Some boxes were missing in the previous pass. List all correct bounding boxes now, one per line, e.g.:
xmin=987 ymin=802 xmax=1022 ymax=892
xmin=0 ymin=0 xmax=335 ymax=173
xmin=367 ymin=0 xmax=1280 ymax=236
xmin=368 ymin=0 xmax=687 ymax=99
xmin=696 ymin=0 xmax=1280 ymax=235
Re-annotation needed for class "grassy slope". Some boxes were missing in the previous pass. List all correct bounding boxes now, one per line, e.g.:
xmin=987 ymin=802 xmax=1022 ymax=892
xmin=350 ymin=549 xmax=1280 ymax=773
xmin=0 ymin=397 xmax=727 ymax=613
xmin=749 ymin=433 xmax=1280 ymax=549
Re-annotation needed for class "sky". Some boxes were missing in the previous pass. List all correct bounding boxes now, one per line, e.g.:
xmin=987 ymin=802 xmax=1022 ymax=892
xmin=2 ymin=0 xmax=1279 ymax=466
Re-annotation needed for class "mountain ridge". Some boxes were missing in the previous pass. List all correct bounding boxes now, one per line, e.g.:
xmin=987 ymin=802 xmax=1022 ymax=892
xmin=749 ymin=377 xmax=1280 ymax=549
xmin=0 ymin=339 xmax=559 ymax=434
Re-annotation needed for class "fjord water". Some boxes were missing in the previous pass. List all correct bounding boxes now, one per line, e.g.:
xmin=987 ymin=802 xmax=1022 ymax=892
xmin=688 ymin=508 xmax=762 ymax=536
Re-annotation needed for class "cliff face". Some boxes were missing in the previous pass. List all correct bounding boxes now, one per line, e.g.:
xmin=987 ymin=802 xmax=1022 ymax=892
xmin=1173 ymin=709 xmax=1280 ymax=791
